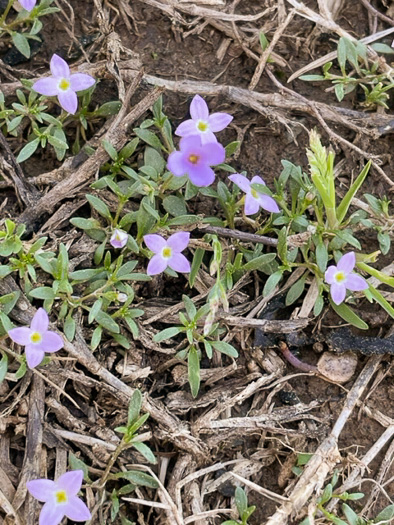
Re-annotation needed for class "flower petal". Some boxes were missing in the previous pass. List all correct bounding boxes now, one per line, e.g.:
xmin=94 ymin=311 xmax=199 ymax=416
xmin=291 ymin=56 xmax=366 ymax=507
xmin=337 ymin=252 xmax=355 ymax=274
xmin=31 ymin=308 xmax=49 ymax=332
xmin=25 ymin=346 xmax=45 ymax=369
xmin=50 ymin=54 xmax=70 ymax=79
xmin=167 ymin=232 xmax=190 ymax=252
xmin=244 ymin=194 xmax=260 ymax=215
xmin=69 ymin=73 xmax=95 ymax=92
xmin=190 ymin=95 xmax=209 ymax=121
xmin=207 ymin=112 xmax=233 ymax=132
xmin=56 ymin=470 xmax=83 ymax=496
xmin=345 ymin=274 xmax=368 ymax=291
xmin=175 ymin=119 xmax=198 ymax=137
xmin=228 ymin=174 xmax=251 ymax=194
xmin=330 ymin=283 xmax=346 ymax=305
xmin=32 ymin=77 xmax=59 ymax=96
xmin=187 ymin=165 xmax=215 ymax=187
xmin=179 ymin=135 xmax=203 ymax=154
xmin=325 ymin=265 xmax=338 ymax=285
xmin=58 ymin=90 xmax=78 ymax=114
xmin=258 ymin=194 xmax=280 ymax=213
xmin=144 ymin=234 xmax=166 ymax=253
xmin=64 ymin=496 xmax=92 ymax=522
xmin=168 ymin=253 xmax=191 ymax=273
xmin=8 ymin=327 xmax=32 ymax=346
xmin=26 ymin=479 xmax=55 ymax=502
xmin=167 ymin=151 xmax=187 ymax=177
xmin=199 ymin=141 xmax=225 ymax=166
xmin=199 ymin=130 xmax=217 ymax=145
xmin=19 ymin=0 xmax=36 ymax=11
xmin=251 ymin=175 xmax=266 ymax=185
xmin=146 ymin=254 xmax=168 ymax=276
xmin=39 ymin=501 xmax=65 ymax=525
xmin=39 ymin=331 xmax=64 ymax=353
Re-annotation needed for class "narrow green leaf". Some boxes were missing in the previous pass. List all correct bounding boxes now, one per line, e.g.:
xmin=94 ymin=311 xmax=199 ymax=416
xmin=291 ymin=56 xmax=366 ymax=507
xmin=132 ymin=441 xmax=157 ymax=464
xmin=243 ymin=253 xmax=276 ymax=272
xmin=329 ymin=300 xmax=368 ymax=330
xmin=128 ymin=389 xmax=142 ymax=425
xmin=12 ymin=32 xmax=30 ymax=58
xmin=112 ymin=471 xmax=158 ymax=488
xmin=16 ymin=138 xmax=40 ymax=163
xmin=0 ymin=352 xmax=8 ymax=384
xmin=211 ymin=341 xmax=238 ymax=358
xmin=337 ymin=161 xmax=371 ymax=224
xmin=188 ymin=346 xmax=200 ymax=398
xmin=153 ymin=326 xmax=182 ymax=342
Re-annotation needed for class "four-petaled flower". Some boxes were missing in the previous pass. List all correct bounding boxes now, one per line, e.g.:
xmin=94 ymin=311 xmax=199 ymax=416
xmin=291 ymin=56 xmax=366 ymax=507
xmin=32 ymin=54 xmax=95 ymax=115
xmin=175 ymin=95 xmax=233 ymax=145
xmin=167 ymin=135 xmax=225 ymax=187
xmin=27 ymin=470 xmax=91 ymax=525
xmin=8 ymin=308 xmax=64 ymax=369
xmin=325 ymin=252 xmax=368 ymax=305
xmin=19 ymin=0 xmax=36 ymax=10
xmin=144 ymin=232 xmax=191 ymax=275
xmin=228 ymin=174 xmax=280 ymax=215
xmin=110 ymin=229 xmax=128 ymax=249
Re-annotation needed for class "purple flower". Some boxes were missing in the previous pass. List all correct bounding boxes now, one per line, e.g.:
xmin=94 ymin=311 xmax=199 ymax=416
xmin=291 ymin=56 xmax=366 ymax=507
xmin=27 ymin=470 xmax=91 ymax=525
xmin=167 ymin=135 xmax=225 ymax=187
xmin=7 ymin=308 xmax=63 ymax=369
xmin=32 ymin=54 xmax=95 ymax=115
xmin=19 ymin=0 xmax=36 ymax=10
xmin=144 ymin=232 xmax=191 ymax=275
xmin=110 ymin=229 xmax=128 ymax=249
xmin=228 ymin=174 xmax=280 ymax=215
xmin=325 ymin=252 xmax=368 ymax=305
xmin=175 ymin=95 xmax=233 ymax=145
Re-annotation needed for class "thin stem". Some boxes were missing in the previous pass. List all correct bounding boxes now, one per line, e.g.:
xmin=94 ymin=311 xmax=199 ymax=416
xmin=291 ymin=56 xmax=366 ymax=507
xmin=0 ymin=0 xmax=15 ymax=25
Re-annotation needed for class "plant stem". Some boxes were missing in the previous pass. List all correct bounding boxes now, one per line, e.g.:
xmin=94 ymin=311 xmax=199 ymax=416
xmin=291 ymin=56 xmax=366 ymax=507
xmin=0 ymin=0 xmax=14 ymax=26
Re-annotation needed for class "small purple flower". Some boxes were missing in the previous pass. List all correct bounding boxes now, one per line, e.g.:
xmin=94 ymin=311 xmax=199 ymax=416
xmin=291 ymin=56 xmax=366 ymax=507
xmin=325 ymin=252 xmax=368 ymax=305
xmin=228 ymin=174 xmax=280 ymax=215
xmin=175 ymin=95 xmax=233 ymax=145
xmin=167 ymin=135 xmax=225 ymax=187
xmin=110 ymin=229 xmax=128 ymax=249
xmin=32 ymin=54 xmax=95 ymax=115
xmin=144 ymin=232 xmax=191 ymax=275
xmin=19 ymin=0 xmax=36 ymax=10
xmin=8 ymin=308 xmax=63 ymax=369
xmin=27 ymin=470 xmax=91 ymax=525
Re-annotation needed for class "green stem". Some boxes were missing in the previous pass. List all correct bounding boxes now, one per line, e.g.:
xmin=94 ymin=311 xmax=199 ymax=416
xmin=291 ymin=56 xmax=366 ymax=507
xmin=0 ymin=0 xmax=15 ymax=26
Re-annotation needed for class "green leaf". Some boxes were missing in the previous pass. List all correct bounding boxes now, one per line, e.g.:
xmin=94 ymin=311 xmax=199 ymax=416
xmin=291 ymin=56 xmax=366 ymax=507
xmin=16 ymin=138 xmax=40 ymax=163
xmin=69 ymin=453 xmax=91 ymax=481
xmin=96 ymin=310 xmax=120 ymax=333
xmin=69 ymin=268 xmax=102 ymax=281
xmin=375 ymin=504 xmax=394 ymax=522
xmin=88 ymin=299 xmax=102 ymax=323
xmin=95 ymin=101 xmax=122 ymax=117
xmin=336 ymin=230 xmax=361 ymax=250
xmin=91 ymin=326 xmax=102 ymax=350
xmin=334 ymin=83 xmax=345 ymax=102
xmin=0 ymin=352 xmax=8 ymax=384
xmin=12 ymin=32 xmax=30 ymax=58
xmin=235 ymin=487 xmax=247 ymax=517
xmin=225 ymin=141 xmax=240 ymax=157
xmin=329 ymin=300 xmax=368 ymax=330
xmin=368 ymin=286 xmax=394 ymax=320
xmin=299 ymin=75 xmax=325 ymax=81
xmin=133 ymin=128 xmax=163 ymax=150
xmin=189 ymin=247 xmax=205 ymax=288
xmin=188 ymin=346 xmax=200 ymax=398
xmin=377 ymin=231 xmax=390 ymax=255
xmin=337 ymin=161 xmax=371 ymax=224
xmin=132 ymin=441 xmax=157 ymax=464
xmin=128 ymin=389 xmax=142 ymax=425
xmin=182 ymin=295 xmax=197 ymax=320
xmin=0 ymin=266 xmax=12 ymax=279
xmin=263 ymin=270 xmax=283 ymax=296
xmin=162 ymin=195 xmax=187 ymax=217
xmin=29 ymin=287 xmax=55 ymax=300
xmin=102 ymin=139 xmax=118 ymax=161
xmin=320 ymin=483 xmax=332 ymax=504
xmin=64 ymin=316 xmax=76 ymax=341
xmin=70 ymin=217 xmax=102 ymax=230
xmin=316 ymin=242 xmax=328 ymax=272
xmin=341 ymin=503 xmax=359 ymax=525
xmin=86 ymin=194 xmax=112 ymax=221
xmin=243 ymin=253 xmax=276 ymax=272
xmin=285 ymin=277 xmax=306 ymax=306
xmin=370 ymin=43 xmax=394 ymax=55
xmin=153 ymin=326 xmax=182 ymax=342
xmin=211 ymin=341 xmax=238 ymax=358
xmin=112 ymin=471 xmax=158 ymax=488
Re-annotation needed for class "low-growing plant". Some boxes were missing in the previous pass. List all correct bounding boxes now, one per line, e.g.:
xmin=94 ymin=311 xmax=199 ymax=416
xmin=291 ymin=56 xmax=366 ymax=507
xmin=222 ymin=486 xmax=256 ymax=525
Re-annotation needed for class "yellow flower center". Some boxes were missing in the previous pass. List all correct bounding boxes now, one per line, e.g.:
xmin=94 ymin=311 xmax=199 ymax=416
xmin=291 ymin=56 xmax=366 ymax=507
xmin=30 ymin=332 xmax=42 ymax=344
xmin=55 ymin=490 xmax=68 ymax=504
xmin=335 ymin=271 xmax=346 ymax=283
xmin=58 ymin=78 xmax=70 ymax=91
xmin=197 ymin=121 xmax=208 ymax=132
xmin=188 ymin=154 xmax=199 ymax=165
xmin=162 ymin=247 xmax=172 ymax=258
xmin=251 ymin=189 xmax=258 ymax=199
